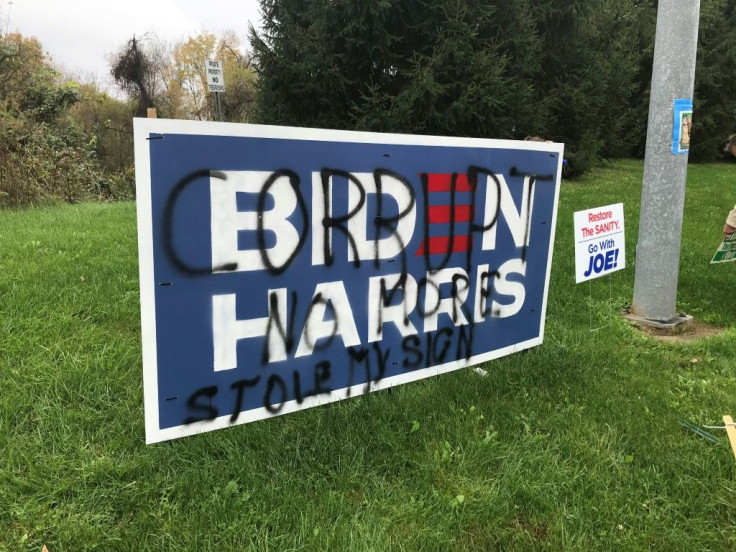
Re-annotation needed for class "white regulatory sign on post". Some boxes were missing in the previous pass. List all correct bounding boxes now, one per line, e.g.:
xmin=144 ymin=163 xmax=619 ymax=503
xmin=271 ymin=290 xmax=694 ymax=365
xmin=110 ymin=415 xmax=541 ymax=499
xmin=205 ymin=59 xmax=225 ymax=93
xmin=573 ymin=203 xmax=625 ymax=283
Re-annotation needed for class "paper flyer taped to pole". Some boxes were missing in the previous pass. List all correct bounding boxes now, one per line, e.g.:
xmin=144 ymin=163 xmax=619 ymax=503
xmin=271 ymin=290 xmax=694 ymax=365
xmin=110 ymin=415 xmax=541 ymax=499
xmin=672 ymin=99 xmax=693 ymax=155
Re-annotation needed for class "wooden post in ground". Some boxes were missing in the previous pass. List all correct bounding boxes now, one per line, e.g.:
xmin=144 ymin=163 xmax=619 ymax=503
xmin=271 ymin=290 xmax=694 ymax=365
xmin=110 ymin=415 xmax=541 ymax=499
xmin=724 ymin=416 xmax=736 ymax=459
xmin=147 ymin=107 xmax=157 ymax=119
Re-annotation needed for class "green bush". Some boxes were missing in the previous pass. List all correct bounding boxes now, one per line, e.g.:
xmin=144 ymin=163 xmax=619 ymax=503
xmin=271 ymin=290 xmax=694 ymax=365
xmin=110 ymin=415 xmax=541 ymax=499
xmin=0 ymin=32 xmax=133 ymax=207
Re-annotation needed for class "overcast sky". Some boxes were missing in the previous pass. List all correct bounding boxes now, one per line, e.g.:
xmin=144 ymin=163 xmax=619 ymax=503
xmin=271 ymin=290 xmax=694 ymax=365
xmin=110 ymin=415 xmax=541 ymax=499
xmin=2 ymin=0 xmax=262 ymax=89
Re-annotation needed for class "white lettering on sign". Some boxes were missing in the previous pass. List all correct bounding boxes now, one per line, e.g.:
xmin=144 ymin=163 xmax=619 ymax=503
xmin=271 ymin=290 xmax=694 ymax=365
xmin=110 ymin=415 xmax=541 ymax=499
xmin=206 ymin=168 xmax=542 ymax=369
xmin=481 ymin=174 xmax=535 ymax=251
xmin=212 ymin=289 xmax=288 ymax=371
xmin=210 ymin=172 xmax=301 ymax=273
xmin=367 ymin=273 xmax=419 ymax=342
xmin=473 ymin=259 xmax=527 ymax=321
xmin=310 ymin=171 xmax=417 ymax=266
xmin=294 ymin=281 xmax=362 ymax=358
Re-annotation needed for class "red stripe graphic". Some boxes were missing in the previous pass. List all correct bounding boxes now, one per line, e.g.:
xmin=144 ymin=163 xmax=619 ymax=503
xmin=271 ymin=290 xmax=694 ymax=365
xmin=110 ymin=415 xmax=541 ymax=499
xmin=416 ymin=235 xmax=473 ymax=256
xmin=427 ymin=204 xmax=473 ymax=224
xmin=416 ymin=173 xmax=476 ymax=256
xmin=425 ymin=173 xmax=472 ymax=192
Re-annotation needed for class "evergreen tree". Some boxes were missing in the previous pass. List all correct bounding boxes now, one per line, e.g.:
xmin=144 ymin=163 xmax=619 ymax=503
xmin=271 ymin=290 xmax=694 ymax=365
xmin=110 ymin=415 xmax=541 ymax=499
xmin=352 ymin=1 xmax=543 ymax=139
xmin=250 ymin=0 xmax=396 ymax=128
xmin=528 ymin=0 xmax=645 ymax=176
xmin=250 ymin=1 xmax=543 ymax=138
xmin=250 ymin=0 xmax=736 ymax=175
xmin=618 ymin=0 xmax=657 ymax=159
xmin=691 ymin=0 xmax=736 ymax=161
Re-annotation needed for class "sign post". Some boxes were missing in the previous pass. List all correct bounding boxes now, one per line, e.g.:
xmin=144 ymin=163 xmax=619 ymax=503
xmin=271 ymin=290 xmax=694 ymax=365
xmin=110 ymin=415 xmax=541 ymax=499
xmin=134 ymin=119 xmax=563 ymax=443
xmin=205 ymin=59 xmax=225 ymax=122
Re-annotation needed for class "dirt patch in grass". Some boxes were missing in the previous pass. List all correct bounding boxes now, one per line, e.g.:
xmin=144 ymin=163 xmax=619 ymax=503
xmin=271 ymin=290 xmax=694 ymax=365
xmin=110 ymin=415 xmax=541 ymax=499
xmin=628 ymin=317 xmax=727 ymax=344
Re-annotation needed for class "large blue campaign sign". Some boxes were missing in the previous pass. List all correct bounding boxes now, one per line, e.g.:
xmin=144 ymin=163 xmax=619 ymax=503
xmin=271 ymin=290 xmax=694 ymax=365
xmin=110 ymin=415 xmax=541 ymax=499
xmin=134 ymin=119 xmax=563 ymax=443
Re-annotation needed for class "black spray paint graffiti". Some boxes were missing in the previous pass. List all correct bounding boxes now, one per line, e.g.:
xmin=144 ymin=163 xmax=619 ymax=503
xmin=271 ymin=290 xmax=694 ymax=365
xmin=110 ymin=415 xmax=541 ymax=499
xmin=182 ymin=326 xmax=476 ymax=425
xmin=161 ymin=163 xmax=550 ymax=425
xmin=257 ymin=170 xmax=310 ymax=275
xmin=162 ymin=169 xmax=237 ymax=275
xmin=163 ymin=168 xmax=310 ymax=276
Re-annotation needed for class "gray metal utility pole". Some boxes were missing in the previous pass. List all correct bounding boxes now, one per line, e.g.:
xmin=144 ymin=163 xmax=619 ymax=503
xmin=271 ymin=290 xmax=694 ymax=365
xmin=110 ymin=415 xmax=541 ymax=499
xmin=631 ymin=0 xmax=700 ymax=326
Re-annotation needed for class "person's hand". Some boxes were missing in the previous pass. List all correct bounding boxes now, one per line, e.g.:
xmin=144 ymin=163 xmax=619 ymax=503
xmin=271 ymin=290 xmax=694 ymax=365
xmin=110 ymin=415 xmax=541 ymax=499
xmin=724 ymin=223 xmax=736 ymax=239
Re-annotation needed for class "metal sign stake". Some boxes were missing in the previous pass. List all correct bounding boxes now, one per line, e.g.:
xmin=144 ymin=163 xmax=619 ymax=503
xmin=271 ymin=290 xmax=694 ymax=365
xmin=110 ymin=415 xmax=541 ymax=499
xmin=215 ymin=92 xmax=223 ymax=122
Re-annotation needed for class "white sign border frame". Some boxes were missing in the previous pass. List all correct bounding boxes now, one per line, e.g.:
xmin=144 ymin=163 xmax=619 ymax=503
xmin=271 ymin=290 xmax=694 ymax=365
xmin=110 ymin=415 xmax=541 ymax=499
xmin=134 ymin=118 xmax=564 ymax=443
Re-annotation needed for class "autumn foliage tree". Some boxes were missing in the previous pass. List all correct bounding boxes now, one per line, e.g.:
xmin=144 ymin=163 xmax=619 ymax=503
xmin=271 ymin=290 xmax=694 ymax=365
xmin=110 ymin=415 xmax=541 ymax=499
xmin=111 ymin=31 xmax=256 ymax=123
xmin=166 ymin=31 xmax=256 ymax=121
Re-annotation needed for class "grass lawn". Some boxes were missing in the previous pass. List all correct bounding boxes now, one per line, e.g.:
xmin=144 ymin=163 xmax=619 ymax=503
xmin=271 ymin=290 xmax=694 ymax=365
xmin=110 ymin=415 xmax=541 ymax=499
xmin=1 ymin=159 xmax=735 ymax=551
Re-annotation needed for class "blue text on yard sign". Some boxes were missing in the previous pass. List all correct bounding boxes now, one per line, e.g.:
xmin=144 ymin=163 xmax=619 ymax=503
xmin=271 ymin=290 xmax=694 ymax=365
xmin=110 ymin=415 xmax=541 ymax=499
xmin=134 ymin=119 xmax=563 ymax=443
